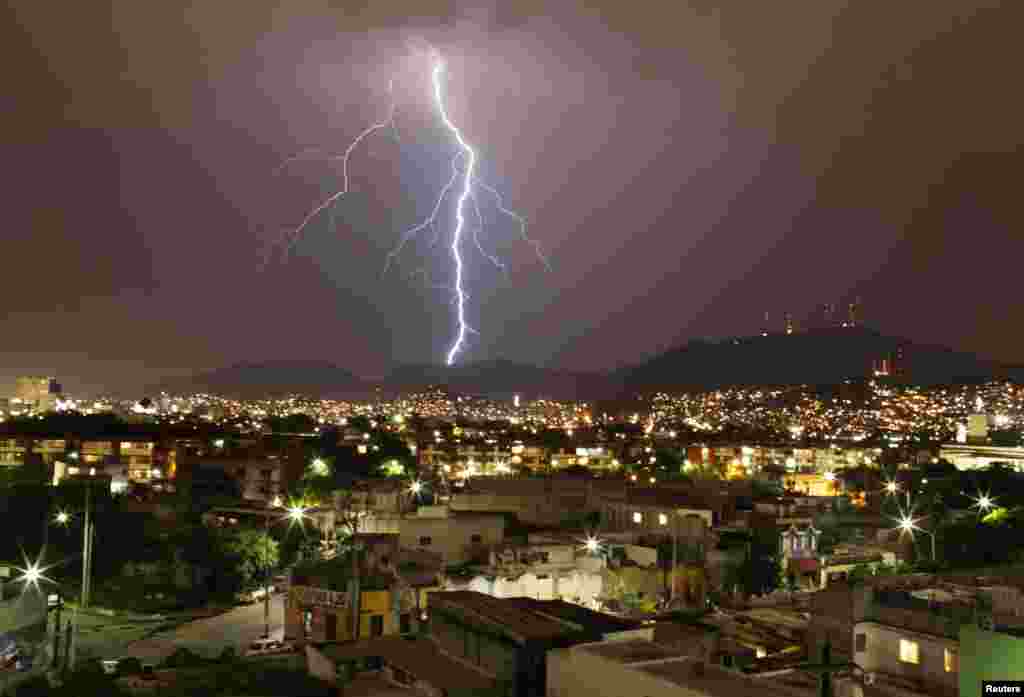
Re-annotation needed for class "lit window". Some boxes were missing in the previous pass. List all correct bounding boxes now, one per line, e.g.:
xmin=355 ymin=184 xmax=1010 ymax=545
xmin=855 ymin=633 xmax=866 ymax=652
xmin=899 ymin=639 xmax=919 ymax=664
xmin=944 ymin=648 xmax=957 ymax=673
xmin=633 ymin=512 xmax=643 ymax=524
xmin=658 ymin=514 xmax=668 ymax=526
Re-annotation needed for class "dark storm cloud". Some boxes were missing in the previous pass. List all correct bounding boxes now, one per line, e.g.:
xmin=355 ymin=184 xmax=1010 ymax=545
xmin=1 ymin=0 xmax=1022 ymax=392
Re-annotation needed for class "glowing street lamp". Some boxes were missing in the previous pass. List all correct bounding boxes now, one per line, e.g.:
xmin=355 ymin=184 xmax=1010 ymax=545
xmin=895 ymin=513 xmax=936 ymax=562
xmin=287 ymin=505 xmax=308 ymax=523
xmin=971 ymin=491 xmax=996 ymax=514
xmin=409 ymin=480 xmax=423 ymax=496
xmin=885 ymin=481 xmax=898 ymax=495
xmin=54 ymin=511 xmax=70 ymax=526
xmin=310 ymin=458 xmax=329 ymax=476
xmin=580 ymin=536 xmax=604 ymax=556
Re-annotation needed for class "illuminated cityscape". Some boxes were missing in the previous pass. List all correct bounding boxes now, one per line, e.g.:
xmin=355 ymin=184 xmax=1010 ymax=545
xmin=4 ymin=2 xmax=1024 ymax=696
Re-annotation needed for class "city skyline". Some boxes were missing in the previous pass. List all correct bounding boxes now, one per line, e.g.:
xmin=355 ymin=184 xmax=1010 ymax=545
xmin=3 ymin=1 xmax=1023 ymax=394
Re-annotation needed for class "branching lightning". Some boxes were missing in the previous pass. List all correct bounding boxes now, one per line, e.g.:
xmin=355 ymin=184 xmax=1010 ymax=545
xmin=271 ymin=45 xmax=548 ymax=365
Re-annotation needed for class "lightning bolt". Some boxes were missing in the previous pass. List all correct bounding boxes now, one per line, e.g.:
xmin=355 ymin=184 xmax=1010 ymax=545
xmin=271 ymin=46 xmax=547 ymax=365
xmin=429 ymin=56 xmax=476 ymax=366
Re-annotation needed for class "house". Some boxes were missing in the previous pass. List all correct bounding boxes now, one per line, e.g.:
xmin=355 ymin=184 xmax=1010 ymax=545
xmin=305 ymin=635 xmax=499 ymax=697
xmin=547 ymin=639 xmax=823 ymax=697
xmin=398 ymin=506 xmax=506 ymax=566
xmin=427 ymin=590 xmax=648 ymax=697
xmin=284 ymin=555 xmax=424 ymax=643
xmin=443 ymin=540 xmax=606 ymax=608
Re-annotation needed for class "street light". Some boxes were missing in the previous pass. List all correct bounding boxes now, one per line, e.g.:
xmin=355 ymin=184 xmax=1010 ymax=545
xmin=263 ymin=504 xmax=308 ymax=638
xmin=895 ymin=513 xmax=937 ymax=562
xmin=971 ymin=491 xmax=996 ymax=515
xmin=310 ymin=458 xmax=329 ymax=476
xmin=54 ymin=511 xmax=70 ymax=526
xmin=580 ymin=535 xmax=604 ymax=555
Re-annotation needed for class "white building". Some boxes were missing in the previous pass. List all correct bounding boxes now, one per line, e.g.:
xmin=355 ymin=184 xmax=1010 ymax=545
xmin=444 ymin=541 xmax=607 ymax=608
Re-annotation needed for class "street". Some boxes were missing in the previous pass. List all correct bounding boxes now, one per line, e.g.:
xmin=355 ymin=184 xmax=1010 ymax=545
xmin=123 ymin=595 xmax=285 ymax=663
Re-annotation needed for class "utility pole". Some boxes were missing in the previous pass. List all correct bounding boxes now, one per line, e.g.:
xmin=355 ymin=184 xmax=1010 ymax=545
xmin=81 ymin=485 xmax=93 ymax=610
xmin=264 ymin=512 xmax=272 ymax=639
xmin=670 ymin=513 xmax=678 ymax=603
xmin=50 ymin=592 xmax=63 ymax=668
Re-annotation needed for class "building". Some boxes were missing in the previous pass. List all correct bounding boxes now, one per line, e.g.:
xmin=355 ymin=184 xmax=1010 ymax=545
xmin=305 ymin=635 xmax=499 ymax=697
xmin=547 ymin=639 xmax=822 ymax=697
xmin=397 ymin=506 xmax=506 ymax=566
xmin=284 ymin=555 xmax=428 ymax=644
xmin=779 ymin=524 xmax=820 ymax=587
xmin=428 ymin=591 xmax=648 ymax=697
xmin=939 ymin=444 xmax=1024 ymax=472
xmin=808 ymin=574 xmax=1024 ymax=695
xmin=11 ymin=376 xmax=61 ymax=413
xmin=443 ymin=540 xmax=606 ymax=608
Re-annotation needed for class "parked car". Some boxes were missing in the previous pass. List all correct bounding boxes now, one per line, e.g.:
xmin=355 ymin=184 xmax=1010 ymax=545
xmin=244 ymin=638 xmax=296 ymax=657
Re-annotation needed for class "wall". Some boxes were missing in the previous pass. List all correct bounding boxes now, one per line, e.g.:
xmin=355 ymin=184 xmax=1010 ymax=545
xmin=286 ymin=586 xmax=404 ymax=642
xmin=400 ymin=515 xmax=505 ymax=565
xmin=853 ymin=621 xmax=958 ymax=697
xmin=305 ymin=644 xmax=338 ymax=686
xmin=445 ymin=570 xmax=604 ymax=607
xmin=959 ymin=624 xmax=1024 ymax=697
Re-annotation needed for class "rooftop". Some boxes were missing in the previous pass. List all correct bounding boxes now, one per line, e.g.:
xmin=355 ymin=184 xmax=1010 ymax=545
xmin=579 ymin=639 xmax=683 ymax=664
xmin=313 ymin=636 xmax=495 ymax=691
xmin=638 ymin=657 xmax=818 ymax=697
xmin=429 ymin=591 xmax=579 ymax=642
xmin=499 ymin=597 xmax=642 ymax=636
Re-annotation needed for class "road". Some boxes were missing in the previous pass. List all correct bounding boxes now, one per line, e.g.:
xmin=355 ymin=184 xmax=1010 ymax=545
xmin=123 ymin=595 xmax=285 ymax=663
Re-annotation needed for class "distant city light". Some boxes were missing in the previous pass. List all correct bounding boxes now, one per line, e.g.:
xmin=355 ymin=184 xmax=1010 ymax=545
xmin=54 ymin=511 xmax=70 ymax=525
xmin=311 ymin=458 xmax=329 ymax=476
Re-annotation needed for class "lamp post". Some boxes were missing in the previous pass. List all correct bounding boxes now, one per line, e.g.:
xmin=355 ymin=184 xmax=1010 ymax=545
xmin=261 ymin=503 xmax=308 ymax=639
xmin=897 ymin=515 xmax=936 ymax=562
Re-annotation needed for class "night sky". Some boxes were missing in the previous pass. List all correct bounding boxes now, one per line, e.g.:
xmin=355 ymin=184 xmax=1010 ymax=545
xmin=3 ymin=1 xmax=1023 ymax=394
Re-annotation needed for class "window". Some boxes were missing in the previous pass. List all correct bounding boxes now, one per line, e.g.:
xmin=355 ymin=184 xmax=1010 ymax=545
xmin=419 ymin=536 xmax=432 ymax=546
xmin=633 ymin=512 xmax=643 ymax=524
xmin=400 ymin=613 xmax=411 ymax=634
xmin=470 ymin=534 xmax=482 ymax=544
xmin=945 ymin=648 xmax=958 ymax=673
xmin=658 ymin=513 xmax=668 ymax=526
xmin=855 ymin=633 xmax=866 ymax=652
xmin=370 ymin=614 xmax=384 ymax=637
xmin=899 ymin=639 xmax=919 ymax=664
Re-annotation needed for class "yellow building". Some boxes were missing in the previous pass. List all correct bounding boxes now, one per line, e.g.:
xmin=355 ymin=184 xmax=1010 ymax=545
xmin=285 ymin=558 xmax=438 ymax=643
xmin=783 ymin=472 xmax=840 ymax=498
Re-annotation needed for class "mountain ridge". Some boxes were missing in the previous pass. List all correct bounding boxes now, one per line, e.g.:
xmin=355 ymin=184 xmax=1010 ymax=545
xmin=146 ymin=328 xmax=1023 ymax=400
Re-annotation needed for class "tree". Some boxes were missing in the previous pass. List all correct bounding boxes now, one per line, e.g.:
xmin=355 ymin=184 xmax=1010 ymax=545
xmin=222 ymin=528 xmax=279 ymax=589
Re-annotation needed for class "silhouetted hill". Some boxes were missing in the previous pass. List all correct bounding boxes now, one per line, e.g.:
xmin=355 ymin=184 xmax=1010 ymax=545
xmin=618 ymin=327 xmax=1023 ymax=392
xmin=152 ymin=360 xmax=369 ymax=399
xmin=384 ymin=360 xmax=613 ymax=400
